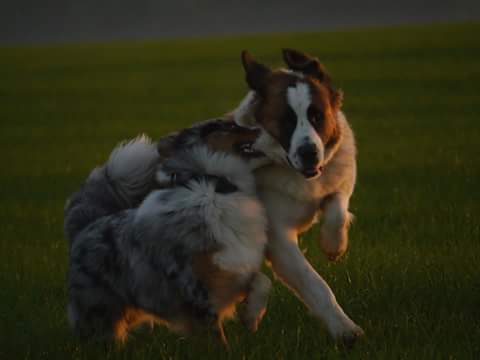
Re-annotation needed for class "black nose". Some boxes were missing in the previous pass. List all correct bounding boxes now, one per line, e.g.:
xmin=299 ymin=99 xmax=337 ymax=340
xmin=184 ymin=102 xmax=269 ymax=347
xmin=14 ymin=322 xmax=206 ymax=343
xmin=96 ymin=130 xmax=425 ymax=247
xmin=297 ymin=143 xmax=318 ymax=167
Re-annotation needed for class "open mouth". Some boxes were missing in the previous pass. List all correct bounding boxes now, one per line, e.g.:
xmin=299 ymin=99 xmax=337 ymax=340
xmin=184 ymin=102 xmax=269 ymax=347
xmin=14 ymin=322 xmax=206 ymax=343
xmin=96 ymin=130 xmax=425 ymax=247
xmin=301 ymin=165 xmax=324 ymax=179
xmin=301 ymin=168 xmax=319 ymax=178
xmin=236 ymin=141 xmax=265 ymax=158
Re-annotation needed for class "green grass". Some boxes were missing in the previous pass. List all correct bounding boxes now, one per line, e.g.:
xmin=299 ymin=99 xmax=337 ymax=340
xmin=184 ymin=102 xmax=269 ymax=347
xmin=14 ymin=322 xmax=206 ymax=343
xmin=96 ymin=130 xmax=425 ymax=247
xmin=1 ymin=22 xmax=479 ymax=359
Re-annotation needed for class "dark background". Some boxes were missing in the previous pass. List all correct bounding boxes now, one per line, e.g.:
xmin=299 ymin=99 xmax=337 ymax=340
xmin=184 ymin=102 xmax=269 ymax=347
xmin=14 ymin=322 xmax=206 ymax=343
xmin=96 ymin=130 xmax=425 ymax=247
xmin=2 ymin=0 xmax=480 ymax=44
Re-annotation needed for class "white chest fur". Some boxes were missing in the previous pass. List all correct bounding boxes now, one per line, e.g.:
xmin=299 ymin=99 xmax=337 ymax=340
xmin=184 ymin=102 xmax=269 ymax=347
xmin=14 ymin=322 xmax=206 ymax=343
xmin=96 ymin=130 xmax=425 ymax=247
xmin=255 ymin=165 xmax=323 ymax=203
xmin=255 ymin=119 xmax=356 ymax=202
xmin=253 ymin=116 xmax=357 ymax=231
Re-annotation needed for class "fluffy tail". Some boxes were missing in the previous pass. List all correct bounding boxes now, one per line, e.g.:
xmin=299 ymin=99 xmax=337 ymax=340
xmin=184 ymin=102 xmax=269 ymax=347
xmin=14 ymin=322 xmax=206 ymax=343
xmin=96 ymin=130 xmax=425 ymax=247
xmin=64 ymin=135 xmax=159 ymax=243
xmin=105 ymin=135 xmax=160 ymax=205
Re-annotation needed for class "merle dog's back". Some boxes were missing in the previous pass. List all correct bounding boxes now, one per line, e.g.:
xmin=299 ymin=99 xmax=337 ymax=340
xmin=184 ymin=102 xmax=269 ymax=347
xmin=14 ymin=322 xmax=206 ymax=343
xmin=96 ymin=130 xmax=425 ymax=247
xmin=64 ymin=136 xmax=221 ymax=340
xmin=64 ymin=136 xmax=162 ymax=339
xmin=64 ymin=135 xmax=159 ymax=244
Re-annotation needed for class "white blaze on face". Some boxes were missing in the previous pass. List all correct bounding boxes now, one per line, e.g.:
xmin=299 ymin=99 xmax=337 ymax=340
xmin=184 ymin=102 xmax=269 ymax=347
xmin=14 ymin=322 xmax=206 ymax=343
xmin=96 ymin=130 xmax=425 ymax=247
xmin=286 ymin=82 xmax=324 ymax=171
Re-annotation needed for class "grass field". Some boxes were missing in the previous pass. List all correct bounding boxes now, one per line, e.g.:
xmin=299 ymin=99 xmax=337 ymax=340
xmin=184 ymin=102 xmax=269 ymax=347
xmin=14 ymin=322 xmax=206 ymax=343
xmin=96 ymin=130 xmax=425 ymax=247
xmin=1 ymin=22 xmax=479 ymax=359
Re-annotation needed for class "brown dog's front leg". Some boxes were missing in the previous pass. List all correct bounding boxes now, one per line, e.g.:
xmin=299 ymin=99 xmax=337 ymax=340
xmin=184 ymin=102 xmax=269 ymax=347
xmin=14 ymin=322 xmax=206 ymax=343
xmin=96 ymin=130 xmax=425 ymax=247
xmin=318 ymin=192 xmax=353 ymax=262
xmin=266 ymin=225 xmax=364 ymax=346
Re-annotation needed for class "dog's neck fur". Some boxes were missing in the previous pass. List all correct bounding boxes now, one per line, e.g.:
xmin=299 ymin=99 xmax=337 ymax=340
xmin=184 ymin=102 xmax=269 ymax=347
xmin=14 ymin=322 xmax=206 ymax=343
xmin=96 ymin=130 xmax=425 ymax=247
xmin=157 ymin=145 xmax=257 ymax=196
xmin=255 ymin=113 xmax=354 ymax=203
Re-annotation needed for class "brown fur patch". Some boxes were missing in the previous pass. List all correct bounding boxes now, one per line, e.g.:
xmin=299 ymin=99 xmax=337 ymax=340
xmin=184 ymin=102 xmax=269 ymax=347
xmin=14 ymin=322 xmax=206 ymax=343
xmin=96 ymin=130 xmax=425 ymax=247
xmin=192 ymin=252 xmax=249 ymax=319
xmin=242 ymin=50 xmax=343 ymax=155
xmin=254 ymin=70 xmax=298 ymax=148
xmin=113 ymin=307 xmax=194 ymax=343
xmin=308 ymin=79 xmax=342 ymax=149
xmin=192 ymin=252 xmax=251 ymax=345
xmin=114 ymin=307 xmax=160 ymax=343
xmin=254 ymin=70 xmax=341 ymax=152
xmin=205 ymin=126 xmax=260 ymax=154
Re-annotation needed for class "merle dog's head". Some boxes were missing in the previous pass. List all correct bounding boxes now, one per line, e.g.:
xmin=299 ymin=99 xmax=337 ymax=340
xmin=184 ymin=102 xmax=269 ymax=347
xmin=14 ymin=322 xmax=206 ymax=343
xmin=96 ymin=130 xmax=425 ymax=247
xmin=156 ymin=119 xmax=268 ymax=193
xmin=157 ymin=119 xmax=264 ymax=163
xmin=234 ymin=49 xmax=344 ymax=179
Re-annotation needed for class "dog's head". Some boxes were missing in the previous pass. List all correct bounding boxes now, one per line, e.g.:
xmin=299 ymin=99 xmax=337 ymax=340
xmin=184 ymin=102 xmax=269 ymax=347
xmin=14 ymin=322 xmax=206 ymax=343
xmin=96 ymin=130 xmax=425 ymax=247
xmin=234 ymin=49 xmax=343 ymax=179
xmin=156 ymin=119 xmax=268 ymax=193
xmin=157 ymin=119 xmax=265 ymax=164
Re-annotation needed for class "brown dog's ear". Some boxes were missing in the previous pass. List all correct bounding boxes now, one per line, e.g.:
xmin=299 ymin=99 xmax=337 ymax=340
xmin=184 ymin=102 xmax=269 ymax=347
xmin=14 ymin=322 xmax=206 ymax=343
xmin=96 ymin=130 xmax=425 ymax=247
xmin=241 ymin=50 xmax=271 ymax=92
xmin=283 ymin=48 xmax=342 ymax=108
xmin=282 ymin=48 xmax=331 ymax=83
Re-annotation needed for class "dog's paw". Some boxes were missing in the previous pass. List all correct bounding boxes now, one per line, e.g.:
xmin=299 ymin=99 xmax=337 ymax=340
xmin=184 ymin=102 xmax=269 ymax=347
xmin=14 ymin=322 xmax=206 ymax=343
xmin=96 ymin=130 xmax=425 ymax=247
xmin=319 ymin=225 xmax=348 ymax=262
xmin=240 ymin=305 xmax=267 ymax=333
xmin=329 ymin=318 xmax=364 ymax=349
xmin=338 ymin=324 xmax=365 ymax=349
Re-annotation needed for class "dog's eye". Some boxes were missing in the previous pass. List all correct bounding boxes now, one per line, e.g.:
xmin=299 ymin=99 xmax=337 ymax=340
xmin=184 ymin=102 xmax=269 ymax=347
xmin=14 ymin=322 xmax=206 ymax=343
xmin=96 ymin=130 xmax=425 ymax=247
xmin=308 ymin=106 xmax=323 ymax=124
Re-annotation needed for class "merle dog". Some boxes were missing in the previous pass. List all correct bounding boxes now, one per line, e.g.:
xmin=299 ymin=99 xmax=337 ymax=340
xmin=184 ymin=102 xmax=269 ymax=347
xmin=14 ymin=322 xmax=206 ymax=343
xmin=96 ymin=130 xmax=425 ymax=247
xmin=64 ymin=123 xmax=271 ymax=344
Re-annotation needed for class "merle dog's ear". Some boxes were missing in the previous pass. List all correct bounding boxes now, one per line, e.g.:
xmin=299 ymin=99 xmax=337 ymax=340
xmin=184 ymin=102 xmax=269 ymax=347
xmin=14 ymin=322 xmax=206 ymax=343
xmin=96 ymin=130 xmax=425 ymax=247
xmin=241 ymin=50 xmax=271 ymax=92
xmin=157 ymin=131 xmax=179 ymax=158
xmin=282 ymin=48 xmax=331 ymax=83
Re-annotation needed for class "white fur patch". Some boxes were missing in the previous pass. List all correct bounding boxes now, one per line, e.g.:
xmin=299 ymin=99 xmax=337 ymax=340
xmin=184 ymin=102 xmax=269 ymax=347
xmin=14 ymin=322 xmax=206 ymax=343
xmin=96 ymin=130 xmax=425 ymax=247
xmin=207 ymin=189 xmax=267 ymax=273
xmin=154 ymin=145 xmax=259 ymax=203
xmin=252 ymin=129 xmax=289 ymax=166
xmin=255 ymin=112 xmax=356 ymax=203
xmin=279 ymin=68 xmax=304 ymax=78
xmin=232 ymin=91 xmax=258 ymax=127
xmin=106 ymin=134 xmax=159 ymax=203
xmin=138 ymin=181 xmax=267 ymax=274
xmin=286 ymin=82 xmax=324 ymax=171
xmin=188 ymin=146 xmax=258 ymax=195
xmin=155 ymin=169 xmax=171 ymax=187
xmin=107 ymin=135 xmax=158 ymax=185
xmin=139 ymin=146 xmax=268 ymax=274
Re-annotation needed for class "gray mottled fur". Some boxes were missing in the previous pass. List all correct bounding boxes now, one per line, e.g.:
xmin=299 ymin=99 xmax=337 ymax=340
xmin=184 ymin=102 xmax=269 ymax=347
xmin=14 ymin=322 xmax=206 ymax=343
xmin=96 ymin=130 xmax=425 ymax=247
xmin=65 ymin=131 xmax=266 ymax=341
xmin=64 ymin=135 xmax=159 ymax=244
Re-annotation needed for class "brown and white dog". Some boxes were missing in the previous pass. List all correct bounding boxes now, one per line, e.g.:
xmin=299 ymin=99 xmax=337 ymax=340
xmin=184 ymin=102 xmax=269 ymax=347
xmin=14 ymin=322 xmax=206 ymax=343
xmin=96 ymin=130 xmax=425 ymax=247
xmin=229 ymin=49 xmax=364 ymax=345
